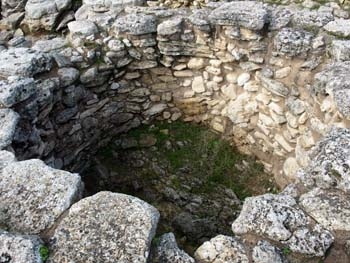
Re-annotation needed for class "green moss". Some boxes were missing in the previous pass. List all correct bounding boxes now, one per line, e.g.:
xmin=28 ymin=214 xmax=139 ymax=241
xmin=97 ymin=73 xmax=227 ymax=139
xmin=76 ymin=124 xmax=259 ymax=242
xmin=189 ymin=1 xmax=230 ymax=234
xmin=152 ymin=236 xmax=161 ymax=247
xmin=94 ymin=121 xmax=277 ymax=200
xmin=282 ymin=247 xmax=291 ymax=256
xmin=39 ymin=245 xmax=49 ymax=262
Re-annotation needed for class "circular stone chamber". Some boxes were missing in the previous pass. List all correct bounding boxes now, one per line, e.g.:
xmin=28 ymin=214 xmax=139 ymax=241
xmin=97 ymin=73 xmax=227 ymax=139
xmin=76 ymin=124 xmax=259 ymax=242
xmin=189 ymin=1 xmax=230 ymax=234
xmin=1 ymin=0 xmax=350 ymax=262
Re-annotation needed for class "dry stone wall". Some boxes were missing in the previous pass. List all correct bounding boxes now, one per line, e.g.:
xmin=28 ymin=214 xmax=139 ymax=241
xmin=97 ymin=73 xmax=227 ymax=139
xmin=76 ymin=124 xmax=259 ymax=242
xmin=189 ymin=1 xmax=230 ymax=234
xmin=1 ymin=0 xmax=349 ymax=186
xmin=1 ymin=0 xmax=350 ymax=262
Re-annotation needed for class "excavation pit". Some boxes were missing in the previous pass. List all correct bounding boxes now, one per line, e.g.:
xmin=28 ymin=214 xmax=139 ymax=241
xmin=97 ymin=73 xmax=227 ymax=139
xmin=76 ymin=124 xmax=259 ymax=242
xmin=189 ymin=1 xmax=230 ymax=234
xmin=82 ymin=121 xmax=278 ymax=254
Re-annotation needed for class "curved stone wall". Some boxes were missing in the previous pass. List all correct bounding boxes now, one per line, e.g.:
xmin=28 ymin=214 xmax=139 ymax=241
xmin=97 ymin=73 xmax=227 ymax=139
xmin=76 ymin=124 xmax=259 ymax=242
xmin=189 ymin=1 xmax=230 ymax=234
xmin=1 ymin=0 xmax=350 ymax=262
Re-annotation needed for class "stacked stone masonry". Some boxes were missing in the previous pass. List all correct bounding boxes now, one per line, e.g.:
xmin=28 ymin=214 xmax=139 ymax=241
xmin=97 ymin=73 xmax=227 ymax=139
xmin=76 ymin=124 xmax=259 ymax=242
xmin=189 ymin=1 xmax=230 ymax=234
xmin=1 ymin=0 xmax=350 ymax=262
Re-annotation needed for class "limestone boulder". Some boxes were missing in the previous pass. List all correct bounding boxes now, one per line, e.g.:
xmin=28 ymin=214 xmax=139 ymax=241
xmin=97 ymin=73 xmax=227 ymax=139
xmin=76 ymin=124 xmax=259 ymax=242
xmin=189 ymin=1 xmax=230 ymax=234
xmin=1 ymin=0 xmax=28 ymax=17
xmin=274 ymin=28 xmax=313 ymax=57
xmin=297 ymin=127 xmax=350 ymax=193
xmin=324 ymin=18 xmax=350 ymax=38
xmin=113 ymin=13 xmax=157 ymax=35
xmin=232 ymin=193 xmax=334 ymax=257
xmin=313 ymin=62 xmax=350 ymax=119
xmin=292 ymin=8 xmax=334 ymax=28
xmin=22 ymin=0 xmax=72 ymax=31
xmin=267 ymin=6 xmax=292 ymax=31
xmin=0 ymin=231 xmax=43 ymax=263
xmin=48 ymin=191 xmax=159 ymax=263
xmin=68 ymin=20 xmax=98 ymax=37
xmin=153 ymin=232 xmax=195 ymax=263
xmin=194 ymin=235 xmax=249 ymax=263
xmin=0 ymin=48 xmax=52 ymax=78
xmin=300 ymin=188 xmax=350 ymax=231
xmin=209 ymin=1 xmax=268 ymax=31
xmin=331 ymin=40 xmax=350 ymax=61
xmin=0 ymin=77 xmax=36 ymax=107
xmin=0 ymin=159 xmax=83 ymax=234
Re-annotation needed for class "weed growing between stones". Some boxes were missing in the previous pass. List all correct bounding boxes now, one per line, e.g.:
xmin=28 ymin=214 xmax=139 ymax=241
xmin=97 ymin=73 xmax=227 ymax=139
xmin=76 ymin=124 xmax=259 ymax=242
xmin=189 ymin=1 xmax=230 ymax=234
xmin=39 ymin=245 xmax=49 ymax=262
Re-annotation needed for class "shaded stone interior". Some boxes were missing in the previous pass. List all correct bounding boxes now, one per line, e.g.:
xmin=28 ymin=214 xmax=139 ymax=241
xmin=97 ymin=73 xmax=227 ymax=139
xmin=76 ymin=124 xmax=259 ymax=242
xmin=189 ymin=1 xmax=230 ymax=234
xmin=82 ymin=121 xmax=277 ymax=254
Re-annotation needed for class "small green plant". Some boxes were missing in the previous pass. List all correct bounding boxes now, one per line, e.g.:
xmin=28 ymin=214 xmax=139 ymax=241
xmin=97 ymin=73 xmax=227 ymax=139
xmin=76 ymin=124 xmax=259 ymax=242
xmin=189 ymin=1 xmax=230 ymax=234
xmin=152 ymin=237 xmax=161 ymax=247
xmin=39 ymin=245 xmax=49 ymax=262
xmin=282 ymin=247 xmax=291 ymax=256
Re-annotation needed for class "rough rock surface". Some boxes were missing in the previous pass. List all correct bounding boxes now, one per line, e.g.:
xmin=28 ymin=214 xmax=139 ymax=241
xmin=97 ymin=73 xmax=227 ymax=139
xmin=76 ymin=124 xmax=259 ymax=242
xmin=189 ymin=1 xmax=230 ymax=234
xmin=231 ymin=193 xmax=334 ymax=257
xmin=22 ymin=0 xmax=72 ymax=31
xmin=300 ymin=188 xmax=350 ymax=231
xmin=48 ymin=191 xmax=159 ymax=263
xmin=0 ymin=109 xmax=19 ymax=149
xmin=209 ymin=1 xmax=268 ymax=30
xmin=0 ymin=151 xmax=16 ymax=172
xmin=0 ymin=48 xmax=52 ymax=77
xmin=153 ymin=233 xmax=195 ymax=263
xmin=194 ymin=235 xmax=249 ymax=263
xmin=297 ymin=127 xmax=350 ymax=193
xmin=113 ymin=13 xmax=157 ymax=35
xmin=0 ymin=231 xmax=43 ymax=263
xmin=252 ymin=240 xmax=287 ymax=263
xmin=0 ymin=159 xmax=83 ymax=234
xmin=1 ymin=0 xmax=28 ymax=17
xmin=0 ymin=77 xmax=36 ymax=107
xmin=274 ymin=28 xmax=313 ymax=57
xmin=331 ymin=40 xmax=350 ymax=61
xmin=313 ymin=62 xmax=350 ymax=118
xmin=324 ymin=18 xmax=350 ymax=38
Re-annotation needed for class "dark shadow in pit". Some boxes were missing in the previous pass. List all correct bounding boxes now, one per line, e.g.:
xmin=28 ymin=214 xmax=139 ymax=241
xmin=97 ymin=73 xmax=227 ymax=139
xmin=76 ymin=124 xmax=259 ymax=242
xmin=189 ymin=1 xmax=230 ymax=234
xmin=81 ymin=121 xmax=278 ymax=255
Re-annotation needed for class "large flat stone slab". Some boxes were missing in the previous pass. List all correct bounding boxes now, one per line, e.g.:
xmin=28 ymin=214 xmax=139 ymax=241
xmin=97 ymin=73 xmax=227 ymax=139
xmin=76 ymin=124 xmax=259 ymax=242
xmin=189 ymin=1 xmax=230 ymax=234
xmin=0 ymin=48 xmax=52 ymax=78
xmin=48 ymin=191 xmax=159 ymax=263
xmin=0 ymin=159 xmax=83 ymax=234
xmin=209 ymin=1 xmax=268 ymax=30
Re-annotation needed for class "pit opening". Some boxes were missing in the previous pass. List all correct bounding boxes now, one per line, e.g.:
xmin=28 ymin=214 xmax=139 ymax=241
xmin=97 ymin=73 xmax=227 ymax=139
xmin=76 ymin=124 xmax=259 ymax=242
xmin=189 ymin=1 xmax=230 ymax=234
xmin=82 ymin=120 xmax=278 ymax=254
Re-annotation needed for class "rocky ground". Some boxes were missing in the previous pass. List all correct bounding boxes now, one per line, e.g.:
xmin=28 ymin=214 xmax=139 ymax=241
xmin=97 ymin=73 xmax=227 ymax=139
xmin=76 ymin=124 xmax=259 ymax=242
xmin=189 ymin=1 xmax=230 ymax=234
xmin=83 ymin=121 xmax=277 ymax=254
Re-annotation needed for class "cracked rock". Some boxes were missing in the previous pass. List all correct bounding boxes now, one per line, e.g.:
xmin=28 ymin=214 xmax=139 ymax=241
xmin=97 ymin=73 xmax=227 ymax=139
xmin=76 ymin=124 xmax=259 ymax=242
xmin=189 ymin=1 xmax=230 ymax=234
xmin=48 ymin=191 xmax=159 ymax=263
xmin=232 ymin=193 xmax=333 ymax=257
xmin=0 ymin=159 xmax=83 ymax=234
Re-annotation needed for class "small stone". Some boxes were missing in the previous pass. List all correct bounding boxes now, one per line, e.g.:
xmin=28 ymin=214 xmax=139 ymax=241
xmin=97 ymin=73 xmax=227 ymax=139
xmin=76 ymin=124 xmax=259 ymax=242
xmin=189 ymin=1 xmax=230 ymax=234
xmin=283 ymin=157 xmax=300 ymax=182
xmin=226 ymin=72 xmax=238 ymax=84
xmin=237 ymin=73 xmax=250 ymax=87
xmin=195 ymin=235 xmax=249 ymax=263
xmin=275 ymin=67 xmax=291 ymax=79
xmin=192 ymin=76 xmax=205 ymax=93
xmin=57 ymin=67 xmax=79 ymax=87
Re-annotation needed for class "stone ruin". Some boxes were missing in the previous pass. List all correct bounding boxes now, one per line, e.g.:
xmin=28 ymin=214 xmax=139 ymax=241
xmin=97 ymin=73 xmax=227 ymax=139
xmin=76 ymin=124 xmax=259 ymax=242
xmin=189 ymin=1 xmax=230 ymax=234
xmin=1 ymin=0 xmax=350 ymax=262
